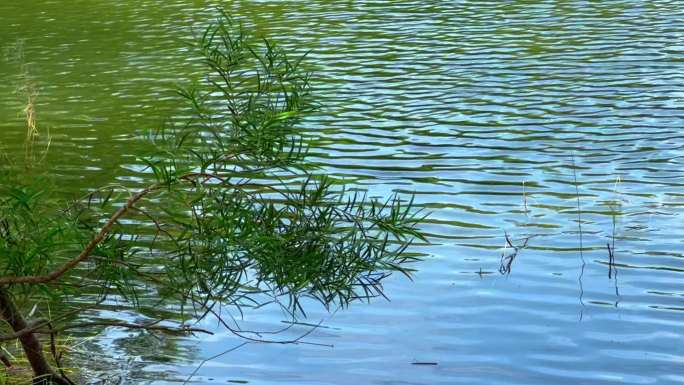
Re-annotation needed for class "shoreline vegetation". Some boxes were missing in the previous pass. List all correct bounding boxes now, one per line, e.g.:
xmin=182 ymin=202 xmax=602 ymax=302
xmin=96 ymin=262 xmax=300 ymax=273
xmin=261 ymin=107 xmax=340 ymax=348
xmin=0 ymin=12 xmax=427 ymax=384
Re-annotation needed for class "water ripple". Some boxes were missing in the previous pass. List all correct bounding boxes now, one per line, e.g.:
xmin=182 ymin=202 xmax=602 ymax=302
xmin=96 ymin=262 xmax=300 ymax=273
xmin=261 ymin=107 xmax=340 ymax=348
xmin=2 ymin=0 xmax=684 ymax=384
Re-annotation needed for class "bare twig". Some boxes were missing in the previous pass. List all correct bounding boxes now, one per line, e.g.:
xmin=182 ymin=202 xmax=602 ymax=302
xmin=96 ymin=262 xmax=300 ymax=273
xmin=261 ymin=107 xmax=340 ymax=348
xmin=522 ymin=180 xmax=528 ymax=217
xmin=498 ymin=232 xmax=530 ymax=275
xmin=55 ymin=321 xmax=213 ymax=336
xmin=182 ymin=342 xmax=250 ymax=385
xmin=572 ymin=154 xmax=586 ymax=320
xmin=0 ymin=300 xmax=105 ymax=341
xmin=607 ymin=243 xmax=615 ymax=279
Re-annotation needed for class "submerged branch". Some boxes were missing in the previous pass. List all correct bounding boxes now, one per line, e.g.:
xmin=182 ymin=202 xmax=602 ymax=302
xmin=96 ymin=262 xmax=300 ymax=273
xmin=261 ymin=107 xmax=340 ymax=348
xmin=55 ymin=321 xmax=213 ymax=336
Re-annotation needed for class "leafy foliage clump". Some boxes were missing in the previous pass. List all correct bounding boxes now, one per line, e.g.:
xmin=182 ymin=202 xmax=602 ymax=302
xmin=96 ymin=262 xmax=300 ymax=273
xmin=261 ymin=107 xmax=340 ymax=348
xmin=0 ymin=13 xmax=426 ymax=349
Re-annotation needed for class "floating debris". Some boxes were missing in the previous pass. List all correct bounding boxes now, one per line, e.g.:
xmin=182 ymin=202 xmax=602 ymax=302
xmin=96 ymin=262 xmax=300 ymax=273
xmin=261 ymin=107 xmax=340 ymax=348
xmin=498 ymin=232 xmax=530 ymax=275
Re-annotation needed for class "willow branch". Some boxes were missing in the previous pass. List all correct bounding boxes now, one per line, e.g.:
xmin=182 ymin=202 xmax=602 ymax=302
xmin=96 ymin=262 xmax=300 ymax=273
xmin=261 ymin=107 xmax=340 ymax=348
xmin=0 ymin=171 xmax=236 ymax=286
xmin=0 ymin=185 xmax=159 ymax=285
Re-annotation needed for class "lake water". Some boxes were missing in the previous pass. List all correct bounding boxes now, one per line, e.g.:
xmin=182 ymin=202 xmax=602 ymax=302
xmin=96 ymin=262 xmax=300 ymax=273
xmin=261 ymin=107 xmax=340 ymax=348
xmin=2 ymin=1 xmax=684 ymax=384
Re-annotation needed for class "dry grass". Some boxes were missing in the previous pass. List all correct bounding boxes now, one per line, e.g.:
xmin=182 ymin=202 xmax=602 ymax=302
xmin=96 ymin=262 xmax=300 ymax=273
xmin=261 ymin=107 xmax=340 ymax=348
xmin=23 ymin=89 xmax=38 ymax=157
xmin=20 ymin=73 xmax=50 ymax=165
xmin=4 ymin=39 xmax=50 ymax=166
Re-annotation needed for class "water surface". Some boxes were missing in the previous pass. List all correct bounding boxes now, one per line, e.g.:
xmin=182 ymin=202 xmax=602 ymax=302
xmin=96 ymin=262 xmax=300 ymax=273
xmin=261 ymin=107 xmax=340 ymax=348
xmin=2 ymin=1 xmax=684 ymax=384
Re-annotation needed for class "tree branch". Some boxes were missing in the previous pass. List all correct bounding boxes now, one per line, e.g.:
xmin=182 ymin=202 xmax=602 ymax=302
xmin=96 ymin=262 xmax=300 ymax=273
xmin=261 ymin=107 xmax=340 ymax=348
xmin=0 ymin=300 xmax=105 ymax=342
xmin=0 ymin=317 xmax=49 ymax=341
xmin=0 ymin=171 xmax=237 ymax=286
xmin=55 ymin=321 xmax=213 ymax=336
xmin=0 ymin=318 xmax=212 ymax=342
xmin=0 ymin=185 xmax=158 ymax=285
